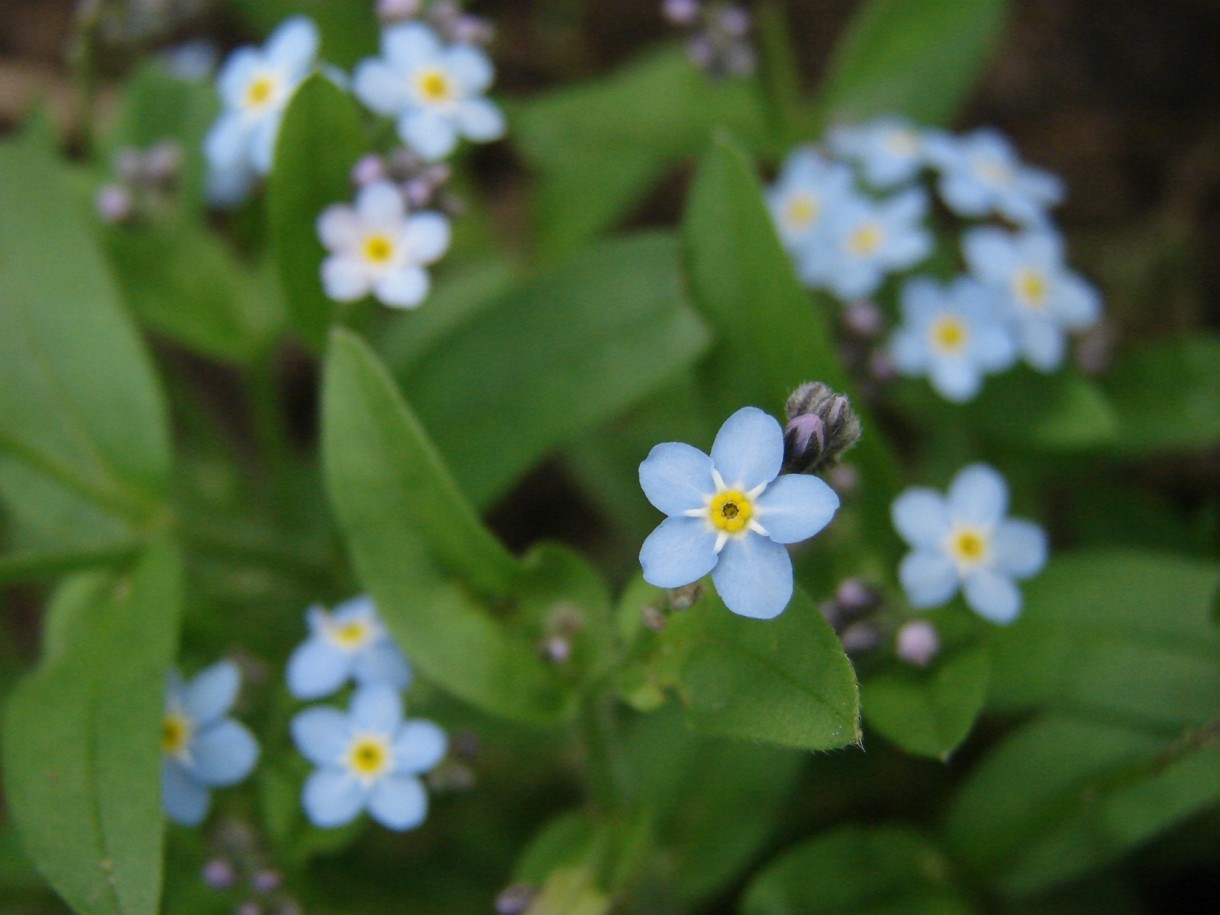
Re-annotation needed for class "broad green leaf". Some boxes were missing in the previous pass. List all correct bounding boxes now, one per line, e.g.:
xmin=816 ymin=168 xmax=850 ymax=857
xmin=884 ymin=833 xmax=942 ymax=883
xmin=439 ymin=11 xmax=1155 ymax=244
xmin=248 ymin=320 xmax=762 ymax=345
xmin=400 ymin=233 xmax=711 ymax=509
xmin=526 ymin=867 xmax=612 ymax=915
xmin=862 ymin=641 xmax=990 ymax=760
xmin=0 ymin=457 xmax=128 ymax=554
xmin=815 ymin=0 xmax=1009 ymax=126
xmin=2 ymin=543 xmax=182 ymax=915
xmin=961 ymin=368 xmax=1118 ymax=451
xmin=0 ymin=140 xmax=170 ymax=519
xmin=321 ymin=328 xmax=574 ymax=724
xmin=742 ymin=824 xmax=973 ymax=915
xmin=268 ymin=74 xmax=366 ymax=348
xmin=0 ymin=541 xmax=141 ymax=587
xmin=1101 ymin=336 xmax=1220 ymax=455
xmin=513 ymin=49 xmax=771 ymax=258
xmin=988 ymin=550 xmax=1220 ymax=728
xmin=230 ymin=0 xmax=379 ymax=70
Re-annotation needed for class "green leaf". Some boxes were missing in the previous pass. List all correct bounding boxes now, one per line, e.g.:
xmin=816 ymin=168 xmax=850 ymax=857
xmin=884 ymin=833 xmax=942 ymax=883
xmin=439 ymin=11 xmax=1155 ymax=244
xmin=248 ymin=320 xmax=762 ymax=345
xmin=742 ymin=824 xmax=972 ymax=915
xmin=816 ymin=0 xmax=1009 ymax=126
xmin=0 ymin=139 xmax=170 ymax=519
xmin=862 ymin=641 xmax=990 ymax=760
xmin=513 ymin=48 xmax=771 ymax=258
xmin=2 ymin=543 xmax=183 ymax=915
xmin=526 ymin=867 xmax=612 ymax=915
xmin=230 ymin=0 xmax=379 ymax=70
xmin=267 ymin=74 xmax=366 ymax=348
xmin=1101 ymin=336 xmax=1220 ymax=455
xmin=321 ymin=328 xmax=574 ymax=725
xmin=398 ymin=233 xmax=711 ymax=508
xmin=960 ymin=368 xmax=1118 ymax=451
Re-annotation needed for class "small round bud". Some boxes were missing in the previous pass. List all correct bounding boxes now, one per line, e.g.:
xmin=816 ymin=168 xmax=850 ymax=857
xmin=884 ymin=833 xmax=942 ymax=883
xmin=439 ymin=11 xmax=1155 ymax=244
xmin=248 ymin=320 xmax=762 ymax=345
xmin=717 ymin=5 xmax=751 ymax=37
xmin=452 ymin=16 xmax=494 ymax=45
xmin=496 ymin=884 xmax=538 ymax=915
xmin=540 ymin=636 xmax=571 ymax=665
xmin=376 ymin=0 xmax=422 ymax=23
xmin=662 ymin=0 xmax=702 ymax=26
xmin=95 ymin=184 xmax=134 ymax=224
xmin=252 ymin=870 xmax=282 ymax=893
xmin=835 ymin=577 xmax=878 ymax=613
xmin=115 ymin=148 xmax=145 ymax=183
xmin=202 ymin=858 xmax=236 ymax=890
xmin=686 ymin=34 xmax=717 ymax=68
xmin=641 ymin=605 xmax=667 ymax=631
xmin=403 ymin=178 xmax=433 ymax=208
xmin=1074 ymin=321 xmax=1114 ymax=376
xmin=828 ymin=463 xmax=860 ymax=495
xmin=667 ymin=582 xmax=703 ymax=610
xmin=143 ymin=141 xmax=183 ymax=184
xmin=351 ymin=154 xmax=387 ymax=186
xmin=869 ymin=348 xmax=898 ymax=383
xmin=895 ymin=620 xmax=940 ymax=668
xmin=842 ymin=299 xmax=884 ymax=337
xmin=235 ymin=903 xmax=262 ymax=915
xmin=782 ymin=382 xmax=861 ymax=475
xmin=839 ymin=621 xmax=882 ymax=656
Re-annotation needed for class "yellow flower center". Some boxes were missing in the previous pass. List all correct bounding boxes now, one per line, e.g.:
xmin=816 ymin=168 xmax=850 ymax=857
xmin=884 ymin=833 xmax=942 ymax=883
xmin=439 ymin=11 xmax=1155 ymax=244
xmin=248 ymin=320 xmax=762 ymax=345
xmin=885 ymin=129 xmax=918 ymax=156
xmin=245 ymin=75 xmax=278 ymax=110
xmin=328 ymin=618 xmax=374 ymax=651
xmin=709 ymin=490 xmax=753 ymax=534
xmin=847 ymin=222 xmax=884 ymax=257
xmin=975 ymin=157 xmax=1012 ymax=186
xmin=416 ymin=69 xmax=454 ymax=104
xmin=948 ymin=527 xmax=988 ymax=566
xmin=786 ymin=194 xmax=819 ymax=231
xmin=162 ymin=712 xmax=192 ymax=757
xmin=930 ymin=315 xmax=969 ymax=354
xmin=1014 ymin=268 xmax=1048 ymax=308
xmin=362 ymin=234 xmax=395 ymax=265
xmin=347 ymin=735 xmax=391 ymax=780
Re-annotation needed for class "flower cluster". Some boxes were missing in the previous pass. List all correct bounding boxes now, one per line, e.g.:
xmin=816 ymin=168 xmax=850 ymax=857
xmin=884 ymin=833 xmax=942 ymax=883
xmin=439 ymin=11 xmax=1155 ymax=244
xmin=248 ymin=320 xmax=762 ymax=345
xmin=96 ymin=140 xmax=184 ymax=225
xmin=662 ymin=1 xmax=756 ymax=78
xmin=287 ymin=596 xmax=446 ymax=831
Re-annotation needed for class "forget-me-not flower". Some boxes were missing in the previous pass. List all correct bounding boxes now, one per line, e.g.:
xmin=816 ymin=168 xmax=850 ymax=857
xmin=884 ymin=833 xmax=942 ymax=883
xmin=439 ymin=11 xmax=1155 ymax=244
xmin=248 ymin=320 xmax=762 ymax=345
xmin=892 ymin=464 xmax=1047 ymax=624
xmin=827 ymin=118 xmax=927 ymax=189
xmin=204 ymin=17 xmax=319 ymax=201
xmin=802 ymin=188 xmax=932 ymax=300
xmin=766 ymin=147 xmax=854 ymax=255
xmin=963 ymin=226 xmax=1101 ymax=371
xmin=354 ymin=21 xmax=505 ymax=161
xmin=317 ymin=180 xmax=451 ymax=309
xmin=889 ymin=275 xmax=1018 ymax=402
xmin=287 ymin=595 xmax=413 ymax=700
xmin=162 ymin=661 xmax=259 ymax=826
xmin=924 ymin=128 xmax=1063 ymax=226
xmin=292 ymin=685 xmax=446 ymax=830
xmin=639 ymin=407 xmax=840 ymax=620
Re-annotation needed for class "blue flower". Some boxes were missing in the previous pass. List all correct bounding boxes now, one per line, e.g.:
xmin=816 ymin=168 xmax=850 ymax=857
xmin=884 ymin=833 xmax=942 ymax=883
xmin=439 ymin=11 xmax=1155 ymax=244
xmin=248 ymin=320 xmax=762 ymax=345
xmin=162 ymin=661 xmax=259 ymax=826
xmin=291 ymin=685 xmax=447 ymax=830
xmin=889 ymin=275 xmax=1018 ymax=402
xmin=892 ymin=464 xmax=1047 ymax=624
xmin=924 ymin=128 xmax=1063 ymax=226
xmin=353 ymin=22 xmax=505 ymax=161
xmin=638 ymin=407 xmax=841 ymax=620
xmin=963 ymin=226 xmax=1101 ymax=371
xmin=204 ymin=16 xmax=319 ymax=200
xmin=287 ymin=595 xmax=412 ymax=700
xmin=827 ymin=117 xmax=927 ymax=189
xmin=801 ymin=188 xmax=932 ymax=300
xmin=766 ymin=147 xmax=854 ymax=255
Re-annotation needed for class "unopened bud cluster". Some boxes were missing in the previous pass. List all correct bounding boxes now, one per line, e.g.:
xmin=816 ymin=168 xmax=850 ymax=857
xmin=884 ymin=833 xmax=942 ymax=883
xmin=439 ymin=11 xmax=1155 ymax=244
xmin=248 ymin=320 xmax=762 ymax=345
xmin=662 ymin=1 xmax=755 ymax=78
xmin=377 ymin=0 xmax=494 ymax=46
xmin=95 ymin=140 xmax=183 ymax=225
xmin=351 ymin=148 xmax=458 ymax=215
xmin=200 ymin=820 xmax=301 ymax=915
xmin=782 ymin=382 xmax=862 ymax=476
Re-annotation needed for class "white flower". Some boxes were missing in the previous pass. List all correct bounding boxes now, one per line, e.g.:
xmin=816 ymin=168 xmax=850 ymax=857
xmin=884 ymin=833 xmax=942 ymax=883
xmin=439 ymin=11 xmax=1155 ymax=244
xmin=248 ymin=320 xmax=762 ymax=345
xmin=353 ymin=22 xmax=505 ymax=161
xmin=286 ymin=595 xmax=413 ymax=700
xmin=766 ymin=147 xmax=854 ymax=255
xmin=924 ymin=128 xmax=1063 ymax=226
xmin=317 ymin=181 xmax=451 ymax=309
xmin=963 ymin=226 xmax=1102 ymax=372
xmin=828 ymin=117 xmax=928 ymax=189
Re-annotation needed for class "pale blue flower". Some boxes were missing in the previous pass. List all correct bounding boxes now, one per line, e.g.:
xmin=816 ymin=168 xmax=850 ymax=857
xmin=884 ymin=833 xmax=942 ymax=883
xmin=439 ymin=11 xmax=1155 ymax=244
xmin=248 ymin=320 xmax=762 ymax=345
xmin=317 ymin=181 xmax=451 ymax=309
xmin=162 ymin=661 xmax=259 ymax=826
xmin=287 ymin=595 xmax=413 ymax=700
xmin=889 ymin=276 xmax=1018 ymax=402
xmin=963 ymin=226 xmax=1102 ymax=372
xmin=892 ymin=464 xmax=1047 ymax=624
xmin=766 ymin=147 xmax=854 ymax=255
xmin=801 ymin=188 xmax=932 ymax=300
xmin=291 ymin=685 xmax=446 ymax=830
xmin=827 ymin=117 xmax=928 ymax=189
xmin=924 ymin=128 xmax=1063 ymax=226
xmin=353 ymin=22 xmax=505 ymax=161
xmin=204 ymin=16 xmax=319 ymax=201
xmin=639 ymin=407 xmax=840 ymax=620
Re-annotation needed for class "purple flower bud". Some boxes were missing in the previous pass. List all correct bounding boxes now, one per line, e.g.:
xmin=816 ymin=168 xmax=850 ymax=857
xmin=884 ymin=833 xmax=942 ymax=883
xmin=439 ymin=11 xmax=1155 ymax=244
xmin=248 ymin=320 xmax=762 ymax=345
xmin=641 ymin=605 xmax=667 ymax=631
xmin=869 ymin=348 xmax=898 ymax=383
xmin=839 ymin=621 xmax=882 ymax=656
xmin=721 ymin=41 xmax=756 ymax=77
xmin=403 ymin=178 xmax=433 ymax=208
xmin=835 ymin=577 xmax=877 ymax=612
xmin=351 ymin=154 xmax=387 ymax=187
xmin=540 ymin=636 xmax=570 ymax=665
xmin=115 ymin=148 xmax=145 ymax=183
xmin=717 ymin=5 xmax=751 ymax=37
xmin=143 ymin=141 xmax=183 ymax=185
xmin=95 ymin=184 xmax=134 ymax=224
xmin=452 ymin=16 xmax=495 ymax=45
xmin=895 ymin=620 xmax=940 ymax=668
xmin=202 ymin=858 xmax=237 ymax=890
xmin=828 ymin=463 xmax=860 ymax=495
xmin=236 ymin=903 xmax=262 ymax=915
xmin=1074 ymin=320 xmax=1114 ymax=376
xmin=496 ymin=884 xmax=538 ymax=915
xmin=662 ymin=0 xmax=702 ymax=26
xmin=376 ymin=0 xmax=422 ymax=23
xmin=686 ymin=35 xmax=717 ymax=68
xmin=668 ymin=581 xmax=703 ymax=610
xmin=252 ymin=870 xmax=282 ymax=893
xmin=843 ymin=299 xmax=885 ymax=337
xmin=782 ymin=382 xmax=861 ymax=475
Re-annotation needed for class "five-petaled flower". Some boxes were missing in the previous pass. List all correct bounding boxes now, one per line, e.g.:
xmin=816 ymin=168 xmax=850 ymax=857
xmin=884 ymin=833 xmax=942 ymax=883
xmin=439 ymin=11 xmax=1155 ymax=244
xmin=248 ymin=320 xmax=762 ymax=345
xmin=828 ymin=117 xmax=927 ymax=189
xmin=287 ymin=595 xmax=413 ymax=700
xmin=292 ymin=685 xmax=447 ymax=830
xmin=892 ymin=464 xmax=1047 ymax=624
xmin=639 ymin=407 xmax=841 ymax=620
xmin=162 ymin=661 xmax=259 ymax=826
xmin=317 ymin=181 xmax=451 ymax=309
xmin=354 ymin=21 xmax=505 ymax=161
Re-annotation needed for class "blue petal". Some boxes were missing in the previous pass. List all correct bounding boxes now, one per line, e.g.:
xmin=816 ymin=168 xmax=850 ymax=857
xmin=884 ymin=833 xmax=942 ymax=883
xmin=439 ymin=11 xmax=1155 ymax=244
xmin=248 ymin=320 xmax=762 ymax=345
xmin=368 ymin=775 xmax=427 ymax=831
xmin=444 ymin=45 xmax=494 ymax=93
xmin=639 ymin=442 xmax=715 ymax=515
xmin=248 ymin=112 xmax=281 ymax=175
xmin=399 ymin=109 xmax=458 ymax=161
xmin=302 ymin=769 xmax=364 ymax=828
xmin=991 ymin=519 xmax=1048 ymax=579
xmin=962 ymin=226 xmax=1019 ymax=282
xmin=639 ymin=516 xmax=719 ymax=589
xmin=383 ymin=22 xmax=442 ymax=68
xmin=899 ymin=551 xmax=959 ymax=608
xmin=189 ymin=720 xmax=259 ymax=787
xmin=1018 ymin=317 xmax=1066 ymax=371
xmin=947 ymin=464 xmax=1008 ymax=525
xmin=710 ymin=407 xmax=784 ymax=490
xmin=182 ymin=660 xmax=239 ymax=725
xmin=1055 ymin=274 xmax=1101 ymax=327
xmin=204 ymin=112 xmax=249 ymax=171
xmin=974 ymin=322 xmax=1019 ymax=372
xmin=286 ymin=637 xmax=351 ymax=700
xmin=216 ymin=48 xmax=259 ymax=107
xmin=291 ymin=706 xmax=350 ymax=767
xmin=891 ymin=488 xmax=950 ymax=549
xmin=393 ymin=720 xmax=447 ymax=775
xmin=711 ymin=534 xmax=793 ymax=619
xmin=352 ymin=640 xmax=413 ymax=692
xmin=403 ymin=211 xmax=452 ymax=264
xmin=163 ymin=760 xmax=210 ymax=826
xmin=353 ymin=59 xmax=412 ymax=115
xmin=963 ymin=568 xmax=1022 ymax=624
xmin=264 ymin=16 xmax=319 ymax=73
xmin=332 ymin=594 xmax=377 ymax=624
xmin=350 ymin=685 xmax=403 ymax=733
xmin=930 ymin=358 xmax=982 ymax=403
xmin=374 ymin=266 xmax=430 ymax=308
xmin=754 ymin=474 xmax=839 ymax=544
xmin=455 ymin=99 xmax=506 ymax=142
